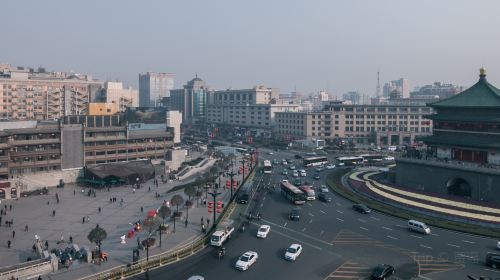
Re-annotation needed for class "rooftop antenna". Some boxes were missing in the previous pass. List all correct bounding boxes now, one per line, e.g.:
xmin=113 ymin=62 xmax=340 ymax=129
xmin=376 ymin=71 xmax=381 ymax=97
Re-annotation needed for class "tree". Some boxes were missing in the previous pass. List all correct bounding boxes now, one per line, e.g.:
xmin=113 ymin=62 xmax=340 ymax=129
xmin=142 ymin=216 xmax=161 ymax=280
xmin=209 ymin=166 xmax=218 ymax=178
xmin=157 ymin=205 xmax=171 ymax=248
xmin=87 ymin=224 xmax=107 ymax=257
xmin=195 ymin=185 xmax=203 ymax=207
xmin=184 ymin=185 xmax=197 ymax=220
xmin=170 ymin=195 xmax=184 ymax=233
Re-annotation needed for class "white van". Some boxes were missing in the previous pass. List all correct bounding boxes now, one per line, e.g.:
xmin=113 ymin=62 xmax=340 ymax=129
xmin=299 ymin=170 xmax=307 ymax=177
xmin=408 ymin=220 xmax=431 ymax=234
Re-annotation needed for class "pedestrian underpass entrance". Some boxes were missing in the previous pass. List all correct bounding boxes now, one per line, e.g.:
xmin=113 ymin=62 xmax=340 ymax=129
xmin=446 ymin=177 xmax=472 ymax=198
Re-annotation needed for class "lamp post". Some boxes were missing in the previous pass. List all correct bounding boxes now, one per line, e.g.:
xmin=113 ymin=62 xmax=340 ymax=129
xmin=227 ymin=158 xmax=237 ymax=200
xmin=207 ymin=183 xmax=222 ymax=230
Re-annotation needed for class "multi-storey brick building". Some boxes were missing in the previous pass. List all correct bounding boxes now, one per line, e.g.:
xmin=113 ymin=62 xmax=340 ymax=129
xmin=275 ymin=102 xmax=433 ymax=146
xmin=0 ymin=65 xmax=103 ymax=120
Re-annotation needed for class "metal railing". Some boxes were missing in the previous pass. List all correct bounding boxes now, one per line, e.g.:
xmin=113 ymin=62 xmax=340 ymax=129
xmin=0 ymin=257 xmax=52 ymax=279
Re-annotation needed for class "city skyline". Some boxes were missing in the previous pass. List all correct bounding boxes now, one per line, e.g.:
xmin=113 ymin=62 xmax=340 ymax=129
xmin=2 ymin=1 xmax=500 ymax=95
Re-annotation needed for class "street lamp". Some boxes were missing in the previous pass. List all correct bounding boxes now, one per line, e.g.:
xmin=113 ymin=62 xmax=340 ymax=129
xmin=227 ymin=157 xmax=237 ymax=200
xmin=207 ymin=182 xmax=222 ymax=230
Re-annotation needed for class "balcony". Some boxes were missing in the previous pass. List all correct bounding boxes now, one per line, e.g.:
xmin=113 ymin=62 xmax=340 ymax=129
xmin=0 ymin=167 xmax=8 ymax=174
xmin=11 ymin=149 xmax=60 ymax=157
xmin=11 ymin=138 xmax=60 ymax=146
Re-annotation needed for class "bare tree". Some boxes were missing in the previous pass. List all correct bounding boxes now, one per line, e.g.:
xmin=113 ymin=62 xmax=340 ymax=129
xmin=157 ymin=205 xmax=171 ymax=248
xmin=170 ymin=195 xmax=184 ymax=233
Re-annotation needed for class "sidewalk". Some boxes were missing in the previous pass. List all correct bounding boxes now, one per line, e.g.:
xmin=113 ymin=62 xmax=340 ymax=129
xmin=0 ymin=160 xmax=245 ymax=280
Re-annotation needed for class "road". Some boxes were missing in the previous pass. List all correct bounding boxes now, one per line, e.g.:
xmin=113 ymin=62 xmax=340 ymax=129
xmin=133 ymin=148 xmax=500 ymax=280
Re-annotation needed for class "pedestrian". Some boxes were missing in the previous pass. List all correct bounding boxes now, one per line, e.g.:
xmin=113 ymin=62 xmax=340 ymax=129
xmin=12 ymin=230 xmax=15 ymax=238
xmin=0 ymin=209 xmax=3 ymax=215
xmin=140 ymin=206 xmax=143 ymax=213
xmin=44 ymin=240 xmax=48 ymax=249
xmin=82 ymin=217 xmax=85 ymax=223
xmin=25 ymin=224 xmax=28 ymax=232
xmin=7 ymin=240 xmax=11 ymax=248
xmin=52 ymin=210 xmax=55 ymax=217
xmin=69 ymin=236 xmax=73 ymax=243
xmin=148 ymin=186 xmax=151 ymax=192
xmin=207 ymin=218 xmax=210 ymax=226
xmin=86 ymin=216 xmax=90 ymax=222
xmin=60 ymin=235 xmax=64 ymax=243
xmin=32 ymin=244 xmax=36 ymax=253
xmin=38 ymin=275 xmax=42 ymax=280
xmin=47 ymin=201 xmax=49 ymax=205
xmin=73 ymin=190 xmax=76 ymax=196
xmin=133 ymin=188 xmax=136 ymax=194
xmin=0 ymin=216 xmax=2 ymax=226
xmin=56 ymin=197 xmax=59 ymax=204
xmin=185 ymin=219 xmax=188 ymax=227
xmin=201 ymin=217 xmax=204 ymax=225
xmin=9 ymin=205 xmax=12 ymax=211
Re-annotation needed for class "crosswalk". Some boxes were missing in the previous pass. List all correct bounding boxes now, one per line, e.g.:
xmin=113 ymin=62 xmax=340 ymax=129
xmin=324 ymin=261 xmax=372 ymax=280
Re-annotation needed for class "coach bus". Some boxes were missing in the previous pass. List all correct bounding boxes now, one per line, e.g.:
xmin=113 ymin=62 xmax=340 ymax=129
xmin=303 ymin=156 xmax=328 ymax=167
xmin=280 ymin=180 xmax=306 ymax=205
xmin=263 ymin=160 xmax=272 ymax=174
xmin=358 ymin=154 xmax=384 ymax=163
xmin=336 ymin=156 xmax=364 ymax=166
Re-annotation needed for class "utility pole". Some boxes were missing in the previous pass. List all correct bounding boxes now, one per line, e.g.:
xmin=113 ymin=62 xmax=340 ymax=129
xmin=240 ymin=157 xmax=246 ymax=182
xmin=208 ymin=183 xmax=221 ymax=230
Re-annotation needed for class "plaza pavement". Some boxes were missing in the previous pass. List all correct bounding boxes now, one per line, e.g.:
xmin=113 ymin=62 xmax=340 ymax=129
xmin=0 ymin=163 xmax=245 ymax=280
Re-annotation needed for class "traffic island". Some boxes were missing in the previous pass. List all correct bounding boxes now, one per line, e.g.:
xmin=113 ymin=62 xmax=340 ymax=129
xmin=326 ymin=169 xmax=500 ymax=238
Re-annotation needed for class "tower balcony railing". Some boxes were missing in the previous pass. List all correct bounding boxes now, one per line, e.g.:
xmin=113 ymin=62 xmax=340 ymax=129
xmin=397 ymin=154 xmax=500 ymax=175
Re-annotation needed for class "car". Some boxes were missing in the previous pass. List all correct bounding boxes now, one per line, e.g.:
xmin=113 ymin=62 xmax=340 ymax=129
xmin=282 ymin=169 xmax=288 ymax=175
xmin=371 ymin=264 xmax=395 ymax=279
xmin=318 ymin=192 xmax=332 ymax=203
xmin=313 ymin=175 xmax=321 ymax=180
xmin=273 ymin=159 xmax=280 ymax=165
xmin=293 ymin=179 xmax=301 ymax=186
xmin=284 ymin=244 xmax=302 ymax=261
xmin=256 ymin=225 xmax=270 ymax=238
xmin=235 ymin=251 xmax=258 ymax=271
xmin=486 ymin=253 xmax=500 ymax=269
xmin=319 ymin=185 xmax=329 ymax=193
xmin=315 ymin=167 xmax=324 ymax=172
xmin=292 ymin=171 xmax=299 ymax=177
xmin=267 ymin=152 xmax=274 ymax=155
xmin=326 ymin=164 xmax=336 ymax=169
xmin=282 ymin=160 xmax=288 ymax=165
xmin=497 ymin=241 xmax=500 ymax=250
xmin=289 ymin=165 xmax=296 ymax=170
xmin=187 ymin=276 xmax=205 ymax=280
xmin=294 ymin=154 xmax=302 ymax=159
xmin=384 ymin=156 xmax=395 ymax=161
xmin=287 ymin=159 xmax=294 ymax=163
xmin=289 ymin=208 xmax=300 ymax=221
xmin=352 ymin=203 xmax=371 ymax=214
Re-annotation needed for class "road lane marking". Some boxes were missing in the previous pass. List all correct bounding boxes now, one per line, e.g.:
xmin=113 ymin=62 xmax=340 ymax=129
xmin=360 ymin=227 xmax=368 ymax=231
xmin=302 ymin=227 xmax=307 ymax=232
xmin=335 ymin=202 xmax=341 ymax=206
xmin=370 ymin=217 xmax=380 ymax=221
xmin=420 ymin=244 xmax=433 ymax=250
xmin=283 ymin=222 xmax=287 ymax=227
xmin=382 ymin=227 xmax=393 ymax=231
xmin=336 ymin=218 xmax=344 ymax=222
xmin=320 ymin=210 xmax=327 ymax=214
xmin=431 ymin=233 xmax=439 ymax=236
xmin=320 ymin=230 xmax=324 ymax=236
xmin=309 ymin=219 xmax=313 ymax=224
xmin=308 ymin=212 xmax=315 ymax=217
xmin=266 ymin=225 xmax=323 ymax=251
xmin=337 ymin=210 xmax=344 ymax=214
xmin=387 ymin=235 xmax=398 ymax=240
xmin=462 ymin=240 xmax=475 ymax=244
xmin=321 ymin=203 xmax=327 ymax=207
xmin=482 ymin=268 xmax=500 ymax=274
xmin=357 ymin=218 xmax=366 ymax=223
xmin=262 ymin=197 xmax=266 ymax=201
xmin=260 ymin=203 xmax=264 ymax=207
xmin=447 ymin=243 xmax=460 ymax=248
xmin=410 ymin=235 xmax=422 ymax=239
xmin=395 ymin=225 xmax=405 ymax=229
xmin=307 ymin=202 xmax=313 ymax=206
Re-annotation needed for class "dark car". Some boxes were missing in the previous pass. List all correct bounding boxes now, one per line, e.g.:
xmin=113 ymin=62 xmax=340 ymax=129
xmin=294 ymin=154 xmax=302 ymax=159
xmin=486 ymin=253 xmax=500 ymax=269
xmin=289 ymin=208 xmax=301 ymax=221
xmin=371 ymin=264 xmax=394 ymax=279
xmin=318 ymin=193 xmax=332 ymax=203
xmin=237 ymin=192 xmax=249 ymax=204
xmin=313 ymin=175 xmax=321 ymax=180
xmin=352 ymin=203 xmax=371 ymax=214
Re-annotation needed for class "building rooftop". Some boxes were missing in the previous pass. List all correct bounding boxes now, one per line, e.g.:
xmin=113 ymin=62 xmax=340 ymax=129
xmin=429 ymin=68 xmax=500 ymax=108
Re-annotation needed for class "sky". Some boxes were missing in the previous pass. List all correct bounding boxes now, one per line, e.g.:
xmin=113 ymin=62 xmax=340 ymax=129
xmin=2 ymin=0 xmax=500 ymax=97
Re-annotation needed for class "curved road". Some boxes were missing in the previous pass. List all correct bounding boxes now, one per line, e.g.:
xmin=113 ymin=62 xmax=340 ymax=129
xmin=133 ymin=148 xmax=500 ymax=280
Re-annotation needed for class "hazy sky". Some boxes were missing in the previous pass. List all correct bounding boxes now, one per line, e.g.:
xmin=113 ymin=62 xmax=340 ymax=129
xmin=2 ymin=0 xmax=500 ymax=96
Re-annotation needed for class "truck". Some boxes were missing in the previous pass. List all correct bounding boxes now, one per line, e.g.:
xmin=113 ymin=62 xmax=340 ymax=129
xmin=210 ymin=226 xmax=235 ymax=247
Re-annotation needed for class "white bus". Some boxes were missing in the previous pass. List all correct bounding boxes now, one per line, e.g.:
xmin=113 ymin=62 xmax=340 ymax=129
xmin=358 ymin=154 xmax=384 ymax=163
xmin=303 ymin=156 xmax=328 ymax=167
xmin=263 ymin=160 xmax=272 ymax=174
xmin=336 ymin=156 xmax=364 ymax=166
xmin=280 ymin=180 xmax=306 ymax=205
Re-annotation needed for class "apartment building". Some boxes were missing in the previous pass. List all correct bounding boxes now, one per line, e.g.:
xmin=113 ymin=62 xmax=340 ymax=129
xmin=206 ymin=86 xmax=299 ymax=135
xmin=275 ymin=103 xmax=433 ymax=146
xmin=103 ymin=81 xmax=139 ymax=111
xmin=0 ymin=65 xmax=103 ymax=120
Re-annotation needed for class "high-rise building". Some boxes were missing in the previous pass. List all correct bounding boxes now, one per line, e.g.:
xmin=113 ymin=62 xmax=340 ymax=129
xmin=139 ymin=72 xmax=175 ymax=107
xmin=342 ymin=91 xmax=361 ymax=104
xmin=0 ymin=65 xmax=103 ymax=120
xmin=383 ymin=78 xmax=410 ymax=98
xmin=411 ymin=82 xmax=464 ymax=99
xmin=170 ymin=76 xmax=209 ymax=126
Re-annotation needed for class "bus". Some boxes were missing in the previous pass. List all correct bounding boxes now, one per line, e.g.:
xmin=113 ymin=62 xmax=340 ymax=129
xmin=298 ymin=185 xmax=316 ymax=201
xmin=336 ymin=156 xmax=364 ymax=166
xmin=358 ymin=154 xmax=384 ymax=163
xmin=303 ymin=156 xmax=328 ymax=167
xmin=280 ymin=180 xmax=306 ymax=205
xmin=263 ymin=160 xmax=272 ymax=174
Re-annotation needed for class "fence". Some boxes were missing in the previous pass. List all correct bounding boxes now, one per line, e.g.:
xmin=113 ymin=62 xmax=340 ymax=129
xmin=0 ymin=256 xmax=56 ymax=280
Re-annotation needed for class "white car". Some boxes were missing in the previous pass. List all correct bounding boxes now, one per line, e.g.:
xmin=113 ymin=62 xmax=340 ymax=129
xmin=187 ymin=276 xmax=205 ymax=280
xmin=299 ymin=170 xmax=307 ymax=177
xmin=319 ymin=185 xmax=329 ymax=193
xmin=257 ymin=225 xmax=270 ymax=238
xmin=292 ymin=171 xmax=299 ymax=177
xmin=384 ymin=156 xmax=395 ymax=161
xmin=235 ymin=251 xmax=258 ymax=271
xmin=267 ymin=152 xmax=274 ymax=155
xmin=497 ymin=241 xmax=500 ymax=250
xmin=326 ymin=164 xmax=336 ymax=170
xmin=282 ymin=160 xmax=288 ymax=165
xmin=284 ymin=244 xmax=302 ymax=261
